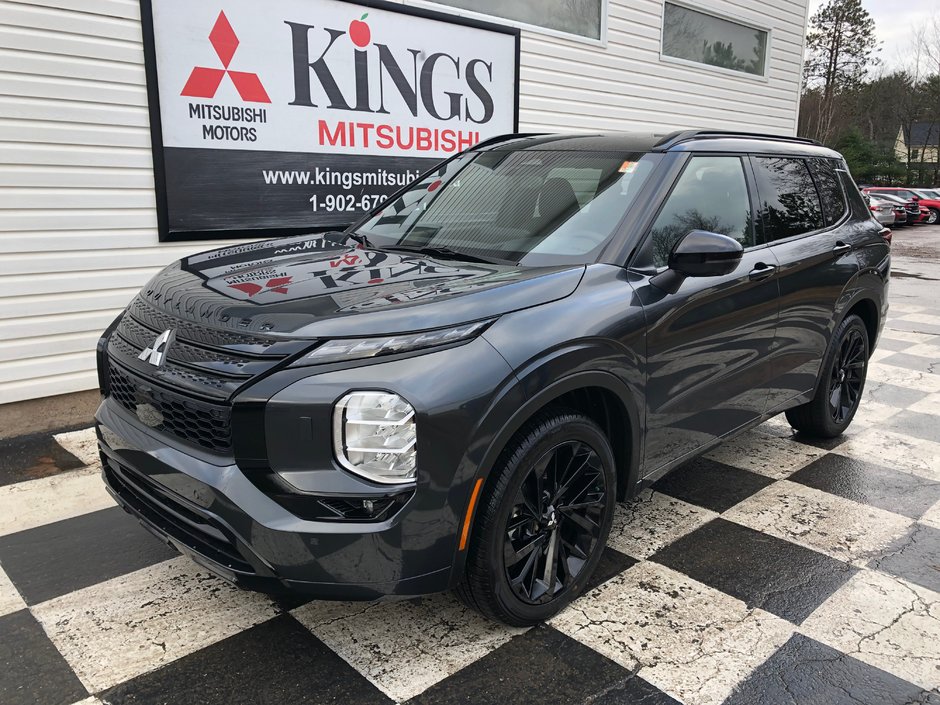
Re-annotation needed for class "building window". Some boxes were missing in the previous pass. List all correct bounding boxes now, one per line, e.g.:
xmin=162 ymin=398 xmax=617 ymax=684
xmin=428 ymin=0 xmax=602 ymax=40
xmin=912 ymin=149 xmax=920 ymax=160
xmin=662 ymin=2 xmax=768 ymax=76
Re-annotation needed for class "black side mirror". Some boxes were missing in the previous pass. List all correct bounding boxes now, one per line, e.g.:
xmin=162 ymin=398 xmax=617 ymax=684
xmin=669 ymin=229 xmax=744 ymax=277
xmin=650 ymin=230 xmax=744 ymax=294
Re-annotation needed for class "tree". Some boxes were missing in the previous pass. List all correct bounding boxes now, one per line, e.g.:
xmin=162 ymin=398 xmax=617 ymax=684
xmin=835 ymin=128 xmax=904 ymax=183
xmin=803 ymin=0 xmax=880 ymax=143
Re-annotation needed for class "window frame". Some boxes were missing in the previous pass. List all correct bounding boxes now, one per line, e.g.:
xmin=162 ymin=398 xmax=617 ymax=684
xmin=638 ymin=151 xmax=758 ymax=271
xmin=405 ymin=0 xmax=609 ymax=46
xmin=747 ymin=155 xmax=846 ymax=247
xmin=659 ymin=0 xmax=772 ymax=82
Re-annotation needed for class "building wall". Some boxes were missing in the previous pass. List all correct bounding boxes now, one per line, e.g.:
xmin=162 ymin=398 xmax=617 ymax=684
xmin=0 ymin=0 xmax=809 ymax=404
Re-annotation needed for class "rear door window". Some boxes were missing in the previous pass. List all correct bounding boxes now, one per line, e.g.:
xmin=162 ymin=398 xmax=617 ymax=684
xmin=752 ymin=157 xmax=824 ymax=243
xmin=648 ymin=155 xmax=753 ymax=267
xmin=808 ymin=158 xmax=847 ymax=226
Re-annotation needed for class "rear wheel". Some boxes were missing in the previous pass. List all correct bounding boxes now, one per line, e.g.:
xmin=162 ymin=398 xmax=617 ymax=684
xmin=457 ymin=409 xmax=616 ymax=626
xmin=785 ymin=314 xmax=869 ymax=438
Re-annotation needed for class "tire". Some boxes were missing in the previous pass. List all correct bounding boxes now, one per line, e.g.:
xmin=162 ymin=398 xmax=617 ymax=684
xmin=456 ymin=408 xmax=617 ymax=626
xmin=785 ymin=314 xmax=869 ymax=438
xmin=927 ymin=208 xmax=939 ymax=225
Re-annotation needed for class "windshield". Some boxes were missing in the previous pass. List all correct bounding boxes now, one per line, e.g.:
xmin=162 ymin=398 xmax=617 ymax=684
xmin=352 ymin=149 xmax=660 ymax=265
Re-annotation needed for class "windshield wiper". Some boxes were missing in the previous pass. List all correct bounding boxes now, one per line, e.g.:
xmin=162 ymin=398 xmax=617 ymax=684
xmin=382 ymin=244 xmax=509 ymax=265
xmin=340 ymin=231 xmax=374 ymax=248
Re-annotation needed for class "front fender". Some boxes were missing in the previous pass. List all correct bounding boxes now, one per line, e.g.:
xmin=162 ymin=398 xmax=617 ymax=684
xmin=447 ymin=344 xmax=645 ymax=586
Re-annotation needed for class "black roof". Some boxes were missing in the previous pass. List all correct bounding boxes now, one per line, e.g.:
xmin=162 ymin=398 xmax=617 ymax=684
xmin=476 ymin=130 xmax=841 ymax=158
xmin=903 ymin=122 xmax=940 ymax=148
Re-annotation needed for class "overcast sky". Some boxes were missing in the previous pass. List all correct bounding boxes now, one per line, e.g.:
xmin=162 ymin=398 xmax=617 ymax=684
xmin=806 ymin=0 xmax=937 ymax=72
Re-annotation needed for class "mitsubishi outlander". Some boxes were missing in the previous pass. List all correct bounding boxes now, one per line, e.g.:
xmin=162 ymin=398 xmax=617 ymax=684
xmin=96 ymin=130 xmax=890 ymax=625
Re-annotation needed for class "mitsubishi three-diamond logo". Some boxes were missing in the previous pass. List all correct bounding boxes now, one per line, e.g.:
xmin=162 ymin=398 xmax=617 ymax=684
xmin=181 ymin=11 xmax=271 ymax=103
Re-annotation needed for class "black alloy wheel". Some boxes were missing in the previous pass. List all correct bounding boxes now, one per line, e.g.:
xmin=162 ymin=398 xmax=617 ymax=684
xmin=504 ymin=440 xmax=607 ymax=605
xmin=457 ymin=409 xmax=617 ymax=626
xmin=786 ymin=314 xmax=869 ymax=438
xmin=827 ymin=327 xmax=866 ymax=424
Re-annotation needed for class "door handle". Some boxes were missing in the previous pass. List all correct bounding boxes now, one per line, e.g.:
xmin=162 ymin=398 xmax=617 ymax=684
xmin=748 ymin=263 xmax=777 ymax=281
xmin=833 ymin=241 xmax=852 ymax=256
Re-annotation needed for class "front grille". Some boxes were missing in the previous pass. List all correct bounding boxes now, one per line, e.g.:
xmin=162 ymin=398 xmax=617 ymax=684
xmin=108 ymin=363 xmax=233 ymax=453
xmin=104 ymin=297 xmax=311 ymax=453
xmin=128 ymin=297 xmax=285 ymax=352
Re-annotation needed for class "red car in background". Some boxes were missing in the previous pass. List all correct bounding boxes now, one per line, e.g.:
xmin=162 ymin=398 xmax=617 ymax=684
xmin=863 ymin=187 xmax=940 ymax=224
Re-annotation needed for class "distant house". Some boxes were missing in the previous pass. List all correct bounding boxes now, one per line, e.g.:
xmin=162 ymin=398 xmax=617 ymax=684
xmin=895 ymin=121 xmax=940 ymax=165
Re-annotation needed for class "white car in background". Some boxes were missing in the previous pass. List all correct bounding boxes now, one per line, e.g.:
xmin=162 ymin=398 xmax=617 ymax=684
xmin=867 ymin=195 xmax=896 ymax=226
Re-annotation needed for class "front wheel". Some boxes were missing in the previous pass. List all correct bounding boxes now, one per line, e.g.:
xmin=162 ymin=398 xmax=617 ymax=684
xmin=785 ymin=314 xmax=869 ymax=438
xmin=927 ymin=208 xmax=939 ymax=225
xmin=457 ymin=409 xmax=617 ymax=626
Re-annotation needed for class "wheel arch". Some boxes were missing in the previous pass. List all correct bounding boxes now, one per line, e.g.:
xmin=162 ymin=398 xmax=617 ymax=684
xmin=807 ymin=290 xmax=881 ymax=402
xmin=481 ymin=371 xmax=641 ymax=499
xmin=447 ymin=369 xmax=643 ymax=586
xmin=843 ymin=296 xmax=879 ymax=354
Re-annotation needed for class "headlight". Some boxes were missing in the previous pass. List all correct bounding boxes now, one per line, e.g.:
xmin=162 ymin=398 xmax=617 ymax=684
xmin=293 ymin=320 xmax=492 ymax=366
xmin=333 ymin=391 xmax=417 ymax=484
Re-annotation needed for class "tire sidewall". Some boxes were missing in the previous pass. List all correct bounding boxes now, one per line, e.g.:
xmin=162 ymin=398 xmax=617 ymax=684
xmin=480 ymin=414 xmax=617 ymax=624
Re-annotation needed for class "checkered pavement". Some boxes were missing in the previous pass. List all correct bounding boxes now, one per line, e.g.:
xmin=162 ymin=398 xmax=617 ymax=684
xmin=1 ymin=305 xmax=939 ymax=705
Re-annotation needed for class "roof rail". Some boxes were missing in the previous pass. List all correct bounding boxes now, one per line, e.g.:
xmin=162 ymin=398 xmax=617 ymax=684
xmin=469 ymin=133 xmax=547 ymax=150
xmin=654 ymin=130 xmax=821 ymax=150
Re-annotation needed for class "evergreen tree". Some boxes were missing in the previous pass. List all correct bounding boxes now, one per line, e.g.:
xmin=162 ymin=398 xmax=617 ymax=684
xmin=803 ymin=0 xmax=879 ymax=143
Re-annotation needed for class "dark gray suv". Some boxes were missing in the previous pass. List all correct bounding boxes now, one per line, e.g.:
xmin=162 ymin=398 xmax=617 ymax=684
xmin=96 ymin=130 xmax=890 ymax=625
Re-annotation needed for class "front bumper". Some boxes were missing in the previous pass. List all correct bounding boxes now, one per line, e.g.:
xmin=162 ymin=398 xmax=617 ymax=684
xmin=95 ymin=335 xmax=518 ymax=599
xmin=97 ymin=399 xmax=450 ymax=599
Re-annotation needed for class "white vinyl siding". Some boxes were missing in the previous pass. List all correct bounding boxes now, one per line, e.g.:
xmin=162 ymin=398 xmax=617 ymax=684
xmin=0 ymin=0 xmax=236 ymax=404
xmin=516 ymin=0 xmax=806 ymax=134
xmin=0 ymin=0 xmax=807 ymax=405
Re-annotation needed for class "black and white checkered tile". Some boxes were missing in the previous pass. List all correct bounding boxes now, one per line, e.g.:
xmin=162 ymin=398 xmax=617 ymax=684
xmin=1 ymin=305 xmax=939 ymax=705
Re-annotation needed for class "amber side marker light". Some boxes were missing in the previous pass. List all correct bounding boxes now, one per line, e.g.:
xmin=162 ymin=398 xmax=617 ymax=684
xmin=459 ymin=478 xmax=484 ymax=551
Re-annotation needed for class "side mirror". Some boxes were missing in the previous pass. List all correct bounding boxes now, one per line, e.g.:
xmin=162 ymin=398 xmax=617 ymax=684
xmin=669 ymin=229 xmax=744 ymax=277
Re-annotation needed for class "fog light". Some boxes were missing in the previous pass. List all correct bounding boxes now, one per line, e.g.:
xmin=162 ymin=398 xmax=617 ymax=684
xmin=333 ymin=391 xmax=417 ymax=484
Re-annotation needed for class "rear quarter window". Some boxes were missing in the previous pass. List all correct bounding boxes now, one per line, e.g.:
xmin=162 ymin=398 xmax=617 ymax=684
xmin=838 ymin=170 xmax=873 ymax=222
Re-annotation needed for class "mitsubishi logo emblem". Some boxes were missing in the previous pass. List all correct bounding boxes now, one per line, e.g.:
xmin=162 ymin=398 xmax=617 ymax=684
xmin=180 ymin=11 xmax=271 ymax=103
xmin=138 ymin=329 xmax=174 ymax=367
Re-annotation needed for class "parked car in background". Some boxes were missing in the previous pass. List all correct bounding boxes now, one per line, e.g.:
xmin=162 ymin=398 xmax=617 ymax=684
xmin=863 ymin=187 xmax=940 ymax=224
xmin=870 ymin=193 xmax=909 ymax=226
xmin=867 ymin=196 xmax=897 ymax=226
xmin=862 ymin=188 xmax=927 ymax=224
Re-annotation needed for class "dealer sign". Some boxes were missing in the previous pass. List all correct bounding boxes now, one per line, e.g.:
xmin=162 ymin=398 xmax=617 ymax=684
xmin=141 ymin=0 xmax=519 ymax=241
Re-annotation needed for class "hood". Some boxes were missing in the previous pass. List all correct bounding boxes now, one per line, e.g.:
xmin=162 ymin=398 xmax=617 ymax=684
xmin=139 ymin=234 xmax=585 ymax=338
